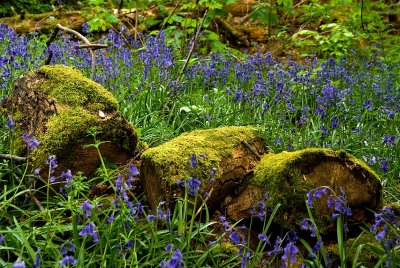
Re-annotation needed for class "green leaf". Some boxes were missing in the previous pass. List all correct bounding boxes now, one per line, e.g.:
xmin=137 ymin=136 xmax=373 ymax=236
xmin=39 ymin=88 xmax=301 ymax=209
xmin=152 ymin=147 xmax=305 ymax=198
xmin=104 ymin=13 xmax=120 ymax=24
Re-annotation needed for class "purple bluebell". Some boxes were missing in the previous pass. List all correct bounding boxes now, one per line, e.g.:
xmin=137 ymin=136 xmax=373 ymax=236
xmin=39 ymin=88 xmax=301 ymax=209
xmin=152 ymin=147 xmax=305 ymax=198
xmin=165 ymin=243 xmax=173 ymax=252
xmin=33 ymin=168 xmax=41 ymax=179
xmin=59 ymin=256 xmax=76 ymax=266
xmin=81 ymin=200 xmax=93 ymax=217
xmin=32 ymin=249 xmax=41 ymax=268
xmin=0 ymin=235 xmax=3 ymax=244
xmin=12 ymin=261 xmax=25 ymax=268
xmin=46 ymin=155 xmax=58 ymax=174
xmin=60 ymin=169 xmax=73 ymax=187
xmin=268 ymin=236 xmax=283 ymax=257
xmin=79 ymin=222 xmax=99 ymax=242
xmin=229 ymin=231 xmax=241 ymax=244
xmin=162 ymin=248 xmax=184 ymax=268
xmin=190 ymin=154 xmax=197 ymax=169
xmin=282 ymin=242 xmax=299 ymax=265
xmin=187 ymin=177 xmax=201 ymax=196
xmin=6 ymin=115 xmax=14 ymax=131
xmin=21 ymin=133 xmax=40 ymax=151
xmin=258 ymin=233 xmax=270 ymax=245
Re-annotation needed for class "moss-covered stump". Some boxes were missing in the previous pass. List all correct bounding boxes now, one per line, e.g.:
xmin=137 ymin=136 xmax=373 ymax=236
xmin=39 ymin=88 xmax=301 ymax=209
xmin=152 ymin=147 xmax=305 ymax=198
xmin=226 ymin=148 xmax=382 ymax=233
xmin=2 ymin=65 xmax=137 ymax=177
xmin=140 ymin=126 xmax=268 ymax=210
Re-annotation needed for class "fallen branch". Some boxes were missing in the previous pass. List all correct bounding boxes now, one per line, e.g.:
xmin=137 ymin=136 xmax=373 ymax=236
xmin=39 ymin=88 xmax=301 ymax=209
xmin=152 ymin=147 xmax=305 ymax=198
xmin=0 ymin=153 xmax=27 ymax=163
xmin=45 ymin=24 xmax=108 ymax=79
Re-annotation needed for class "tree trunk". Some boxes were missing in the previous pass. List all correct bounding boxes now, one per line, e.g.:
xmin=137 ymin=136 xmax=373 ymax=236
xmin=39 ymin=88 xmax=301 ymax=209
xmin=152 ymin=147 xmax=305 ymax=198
xmin=226 ymin=148 xmax=383 ymax=235
xmin=140 ymin=126 xmax=269 ymax=210
xmin=2 ymin=65 xmax=137 ymax=180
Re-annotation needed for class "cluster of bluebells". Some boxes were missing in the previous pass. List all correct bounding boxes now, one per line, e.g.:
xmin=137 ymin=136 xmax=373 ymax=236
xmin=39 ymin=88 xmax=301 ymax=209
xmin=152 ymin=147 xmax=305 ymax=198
xmin=266 ymin=231 xmax=300 ymax=268
xmin=250 ymin=194 xmax=271 ymax=221
xmin=370 ymin=207 xmax=399 ymax=267
xmin=160 ymin=244 xmax=184 ymax=268
xmin=176 ymin=154 xmax=202 ymax=196
xmin=1 ymin=22 xmax=399 ymax=180
xmin=109 ymin=164 xmax=143 ymax=222
xmin=147 ymin=201 xmax=171 ymax=223
xmin=21 ymin=133 xmax=40 ymax=151
xmin=219 ymin=215 xmax=251 ymax=267
xmin=59 ymin=241 xmax=77 ymax=266
xmin=306 ymin=186 xmax=352 ymax=220
xmin=79 ymin=222 xmax=99 ymax=243
xmin=46 ymin=155 xmax=58 ymax=183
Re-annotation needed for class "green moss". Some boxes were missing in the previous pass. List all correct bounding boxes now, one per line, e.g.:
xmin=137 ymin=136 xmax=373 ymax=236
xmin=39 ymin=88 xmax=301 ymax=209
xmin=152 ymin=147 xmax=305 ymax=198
xmin=141 ymin=126 xmax=259 ymax=183
xmin=30 ymin=107 xmax=97 ymax=164
xmin=251 ymin=148 xmax=381 ymax=229
xmin=38 ymin=65 xmax=118 ymax=112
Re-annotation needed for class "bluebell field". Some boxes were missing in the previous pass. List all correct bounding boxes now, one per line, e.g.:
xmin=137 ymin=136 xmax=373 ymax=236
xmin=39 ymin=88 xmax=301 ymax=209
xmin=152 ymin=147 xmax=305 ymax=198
xmin=0 ymin=22 xmax=400 ymax=267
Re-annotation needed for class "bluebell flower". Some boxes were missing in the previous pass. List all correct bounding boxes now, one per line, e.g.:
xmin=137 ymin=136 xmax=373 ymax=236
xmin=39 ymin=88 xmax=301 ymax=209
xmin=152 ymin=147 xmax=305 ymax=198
xmin=32 ymin=248 xmax=41 ymax=268
xmin=229 ymin=231 xmax=241 ymax=244
xmin=258 ymin=233 xmax=270 ymax=245
xmin=129 ymin=164 xmax=140 ymax=176
xmin=60 ymin=169 xmax=73 ymax=187
xmin=79 ymin=222 xmax=99 ymax=242
xmin=0 ymin=235 xmax=3 ymax=244
xmin=165 ymin=243 xmax=173 ymax=252
xmin=34 ymin=168 xmax=41 ymax=179
xmin=190 ymin=154 xmax=197 ymax=169
xmin=162 ymin=248 xmax=184 ymax=268
xmin=187 ymin=177 xmax=201 ymax=196
xmin=12 ymin=261 xmax=25 ymax=268
xmin=125 ymin=240 xmax=134 ymax=248
xmin=282 ymin=242 xmax=299 ymax=265
xmin=147 ymin=214 xmax=155 ymax=221
xmin=379 ymin=158 xmax=389 ymax=172
xmin=59 ymin=256 xmax=76 ymax=266
xmin=268 ymin=236 xmax=283 ymax=257
xmin=21 ymin=133 xmax=40 ymax=151
xmin=306 ymin=190 xmax=314 ymax=208
xmin=6 ymin=115 xmax=14 ymax=131
xmin=46 ymin=155 xmax=58 ymax=174
xmin=81 ymin=200 xmax=93 ymax=217
xmin=241 ymin=252 xmax=251 ymax=268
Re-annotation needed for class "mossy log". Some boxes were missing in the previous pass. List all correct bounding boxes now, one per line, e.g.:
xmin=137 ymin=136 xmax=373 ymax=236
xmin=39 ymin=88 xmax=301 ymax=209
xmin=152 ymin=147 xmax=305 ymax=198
xmin=2 ymin=65 xmax=137 ymax=178
xmin=226 ymin=148 xmax=382 ymax=233
xmin=140 ymin=126 xmax=268 ymax=210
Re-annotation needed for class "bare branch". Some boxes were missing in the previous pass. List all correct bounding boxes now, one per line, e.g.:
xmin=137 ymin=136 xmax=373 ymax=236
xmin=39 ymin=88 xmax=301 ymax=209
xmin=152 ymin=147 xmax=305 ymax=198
xmin=0 ymin=153 xmax=27 ymax=163
xmin=45 ymin=24 xmax=109 ymax=79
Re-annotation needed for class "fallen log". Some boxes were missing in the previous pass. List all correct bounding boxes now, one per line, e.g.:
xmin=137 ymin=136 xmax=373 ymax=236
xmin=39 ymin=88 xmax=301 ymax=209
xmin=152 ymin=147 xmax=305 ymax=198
xmin=1 ymin=65 xmax=137 ymax=179
xmin=226 ymin=148 xmax=383 ymax=233
xmin=140 ymin=126 xmax=268 ymax=210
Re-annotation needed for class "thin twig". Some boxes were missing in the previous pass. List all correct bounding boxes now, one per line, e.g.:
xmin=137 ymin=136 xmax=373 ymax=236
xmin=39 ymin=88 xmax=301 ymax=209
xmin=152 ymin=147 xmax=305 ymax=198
xmin=160 ymin=0 xmax=184 ymax=31
xmin=194 ymin=187 xmax=213 ymax=219
xmin=174 ymin=8 xmax=208 ymax=92
xmin=45 ymin=24 xmax=108 ymax=79
xmin=0 ymin=153 xmax=27 ymax=163
xmin=74 ymin=44 xmax=109 ymax=50
xmin=32 ymin=195 xmax=45 ymax=212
